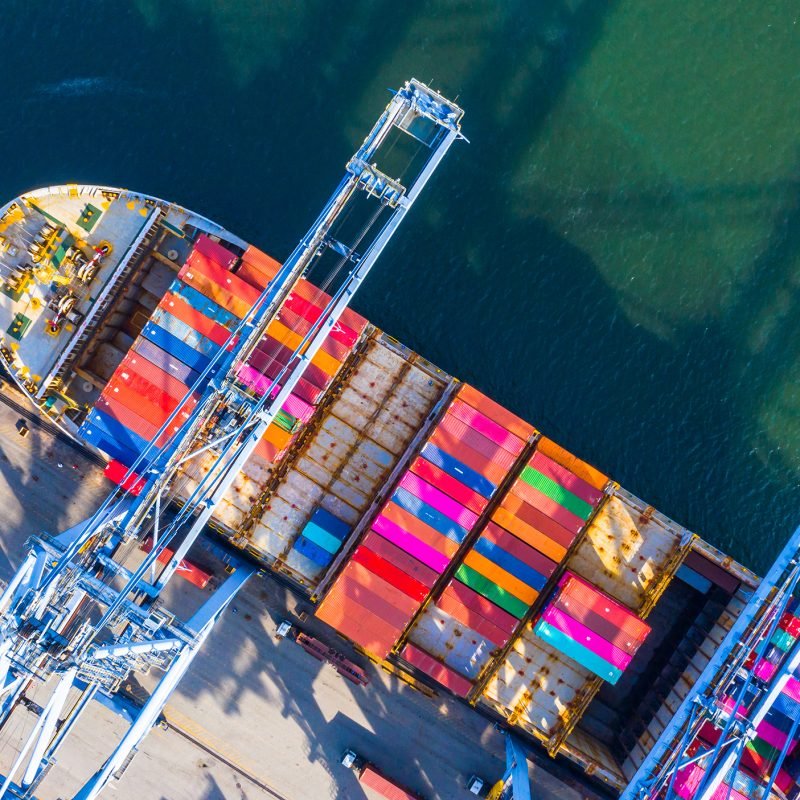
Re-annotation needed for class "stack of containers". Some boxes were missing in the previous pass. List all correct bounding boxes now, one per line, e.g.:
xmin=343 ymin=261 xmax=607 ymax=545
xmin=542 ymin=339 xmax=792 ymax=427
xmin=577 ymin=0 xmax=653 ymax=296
xmin=533 ymin=572 xmax=650 ymax=684
xmin=746 ymin=601 xmax=800 ymax=682
xmin=291 ymin=508 xmax=352 ymax=570
xmin=317 ymin=383 xmax=533 ymax=669
xmin=231 ymin=257 xmax=368 ymax=463
xmin=80 ymin=235 xmax=316 ymax=470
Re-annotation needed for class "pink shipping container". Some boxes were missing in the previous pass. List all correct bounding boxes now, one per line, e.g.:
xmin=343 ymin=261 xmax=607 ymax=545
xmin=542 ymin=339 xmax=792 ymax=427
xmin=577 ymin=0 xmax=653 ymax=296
xmin=753 ymin=659 xmax=776 ymax=681
xmin=755 ymin=719 xmax=797 ymax=752
xmin=121 ymin=351 xmax=194 ymax=401
xmin=371 ymin=515 xmax=451 ymax=573
xmin=346 ymin=561 xmax=421 ymax=617
xmin=409 ymin=457 xmax=489 ymax=515
xmin=542 ymin=606 xmax=632 ymax=671
xmin=362 ymin=531 xmax=440 ymax=589
xmin=281 ymin=392 xmax=315 ymax=423
xmin=510 ymin=478 xmax=586 ymax=534
xmin=447 ymin=398 xmax=526 ymax=456
xmin=530 ymin=451 xmax=604 ymax=506
xmin=401 ymin=643 xmax=473 ymax=697
xmin=437 ymin=414 xmax=519 ymax=470
xmin=435 ymin=591 xmax=511 ymax=647
xmin=398 ymin=472 xmax=479 ymax=530
xmin=457 ymin=383 xmax=535 ymax=441
xmin=785 ymin=676 xmax=800 ymax=703
xmin=333 ymin=572 xmax=414 ymax=630
xmin=359 ymin=765 xmax=420 ymax=800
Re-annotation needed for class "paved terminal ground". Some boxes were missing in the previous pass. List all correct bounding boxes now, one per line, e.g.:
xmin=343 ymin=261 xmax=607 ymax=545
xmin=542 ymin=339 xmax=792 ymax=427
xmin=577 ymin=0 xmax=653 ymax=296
xmin=0 ymin=382 xmax=588 ymax=800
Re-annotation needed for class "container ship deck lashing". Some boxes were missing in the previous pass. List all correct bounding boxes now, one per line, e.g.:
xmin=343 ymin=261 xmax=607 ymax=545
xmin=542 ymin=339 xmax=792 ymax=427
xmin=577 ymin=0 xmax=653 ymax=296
xmin=0 ymin=79 xmax=795 ymax=800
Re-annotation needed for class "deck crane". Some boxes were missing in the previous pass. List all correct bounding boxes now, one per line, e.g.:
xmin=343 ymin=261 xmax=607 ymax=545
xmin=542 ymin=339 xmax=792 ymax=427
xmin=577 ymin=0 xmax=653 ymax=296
xmin=0 ymin=79 xmax=465 ymax=800
xmin=621 ymin=524 xmax=800 ymax=800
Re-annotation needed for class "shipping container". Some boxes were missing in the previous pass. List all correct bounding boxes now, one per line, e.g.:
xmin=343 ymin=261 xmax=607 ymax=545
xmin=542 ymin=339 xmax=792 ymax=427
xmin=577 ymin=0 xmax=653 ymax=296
xmin=419 ymin=442 xmax=497 ymax=497
xmin=379 ymin=503 xmax=461 ymax=559
xmin=103 ymin=459 xmax=145 ymax=495
xmin=168 ymin=279 xmax=240 ymax=331
xmin=456 ymin=383 xmax=535 ymax=441
xmin=530 ymin=450 xmax=604 ymax=506
xmin=132 ymin=337 xmax=202 ymax=386
xmin=427 ymin=428 xmax=509 ymax=485
xmin=179 ymin=263 xmax=250 ymax=319
xmin=519 ymin=465 xmax=594 ymax=521
xmin=472 ymin=536 xmax=549 ymax=592
xmin=455 ymin=563 xmax=529 ymax=619
xmin=462 ymin=550 xmax=539 ymax=606
xmin=371 ymin=514 xmax=451 ymax=573
xmin=441 ymin=579 xmax=519 ymax=634
xmin=437 ymin=414 xmax=518 ymax=470
xmin=181 ymin=246 xmax=261 ymax=306
xmin=160 ymin=291 xmax=233 ymax=346
xmin=150 ymin=308 xmax=221 ymax=359
xmin=108 ymin=364 xmax=181 ymax=414
xmin=480 ymin=521 xmax=558 ymax=578
xmin=498 ymin=493 xmax=576 ymax=550
xmin=401 ymin=642 xmax=474 ymax=697
xmin=447 ymin=398 xmax=526 ymax=455
xmin=490 ymin=507 xmax=569 ymax=563
xmin=351 ymin=547 xmax=429 ymax=603
xmin=398 ymin=472 xmax=479 ymax=530
xmin=240 ymin=244 xmax=281 ymax=285
xmin=361 ymin=530 xmax=439 ymax=588
xmin=358 ymin=764 xmax=421 ymax=800
xmin=435 ymin=589 xmax=512 ymax=647
xmin=120 ymin=350 xmax=194 ymax=402
xmin=409 ymin=457 xmax=488 ymax=515
xmin=193 ymin=233 xmax=238 ymax=270
xmin=540 ymin=607 xmax=632 ymax=671
xmin=510 ymin=475 xmax=587 ymax=534
xmin=141 ymin=322 xmax=212 ymax=374
xmin=535 ymin=436 xmax=608 ymax=491
xmin=392 ymin=487 xmax=470 ymax=544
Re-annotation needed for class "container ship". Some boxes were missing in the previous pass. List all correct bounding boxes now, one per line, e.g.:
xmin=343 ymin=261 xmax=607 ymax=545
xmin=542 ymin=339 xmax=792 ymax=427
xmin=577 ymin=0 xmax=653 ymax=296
xmin=0 ymin=81 xmax=796 ymax=800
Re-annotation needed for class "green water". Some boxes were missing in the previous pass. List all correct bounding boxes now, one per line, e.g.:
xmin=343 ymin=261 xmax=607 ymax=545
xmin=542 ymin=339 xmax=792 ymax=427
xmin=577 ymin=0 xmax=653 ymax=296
xmin=4 ymin=1 xmax=800 ymax=573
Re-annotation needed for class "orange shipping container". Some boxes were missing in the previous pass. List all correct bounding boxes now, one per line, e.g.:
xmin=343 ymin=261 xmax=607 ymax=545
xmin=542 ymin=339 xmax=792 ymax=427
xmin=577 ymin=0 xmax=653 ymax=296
xmin=380 ymin=502 xmax=462 ymax=559
xmin=536 ymin=436 xmax=608 ymax=491
xmin=463 ymin=550 xmax=539 ymax=606
xmin=264 ymin=319 xmax=342 ymax=377
xmin=180 ymin=269 xmax=251 ymax=319
xmin=457 ymin=383 xmax=536 ymax=442
xmin=491 ymin=506 xmax=568 ymax=563
xmin=263 ymin=423 xmax=293 ymax=451
xmin=500 ymin=493 xmax=576 ymax=550
xmin=241 ymin=245 xmax=281 ymax=283
xmin=428 ymin=428 xmax=509 ymax=486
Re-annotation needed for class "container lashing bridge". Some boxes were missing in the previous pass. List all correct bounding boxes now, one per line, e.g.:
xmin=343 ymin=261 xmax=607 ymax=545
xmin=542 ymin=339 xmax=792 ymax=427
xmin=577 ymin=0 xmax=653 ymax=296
xmin=622 ymin=525 xmax=800 ymax=800
xmin=0 ymin=80 xmax=465 ymax=800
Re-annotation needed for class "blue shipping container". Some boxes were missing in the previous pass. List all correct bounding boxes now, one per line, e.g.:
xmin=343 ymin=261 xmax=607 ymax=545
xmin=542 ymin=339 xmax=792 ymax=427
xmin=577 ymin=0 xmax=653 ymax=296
xmin=169 ymin=280 xmax=239 ymax=330
xmin=534 ymin=619 xmax=622 ymax=684
xmin=472 ymin=537 xmax=548 ymax=592
xmin=392 ymin=486 xmax=468 ymax=544
xmin=420 ymin=443 xmax=496 ymax=498
xmin=150 ymin=308 xmax=220 ymax=358
xmin=141 ymin=323 xmax=211 ymax=373
xmin=310 ymin=507 xmax=350 ymax=540
xmin=79 ymin=424 xmax=140 ymax=467
xmin=293 ymin=535 xmax=333 ymax=568
xmin=301 ymin=521 xmax=342 ymax=555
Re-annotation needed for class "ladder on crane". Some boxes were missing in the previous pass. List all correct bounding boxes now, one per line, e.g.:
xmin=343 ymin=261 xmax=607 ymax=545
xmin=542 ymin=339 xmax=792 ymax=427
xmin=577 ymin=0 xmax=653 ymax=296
xmin=0 ymin=79 xmax=465 ymax=800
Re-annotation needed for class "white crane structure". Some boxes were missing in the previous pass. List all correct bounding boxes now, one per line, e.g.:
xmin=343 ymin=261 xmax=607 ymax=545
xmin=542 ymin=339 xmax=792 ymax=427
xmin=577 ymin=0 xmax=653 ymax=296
xmin=0 ymin=79 xmax=465 ymax=800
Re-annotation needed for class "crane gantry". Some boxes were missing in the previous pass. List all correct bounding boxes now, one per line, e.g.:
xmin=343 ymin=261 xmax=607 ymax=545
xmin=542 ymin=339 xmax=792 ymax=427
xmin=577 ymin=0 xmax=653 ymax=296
xmin=0 ymin=79 xmax=465 ymax=800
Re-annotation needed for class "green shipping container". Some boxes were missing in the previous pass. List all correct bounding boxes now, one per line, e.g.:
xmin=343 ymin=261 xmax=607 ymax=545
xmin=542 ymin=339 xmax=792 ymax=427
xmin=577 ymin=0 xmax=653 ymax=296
xmin=747 ymin=736 xmax=781 ymax=761
xmin=519 ymin=466 xmax=593 ymax=520
xmin=274 ymin=409 xmax=299 ymax=433
xmin=455 ymin=564 xmax=529 ymax=619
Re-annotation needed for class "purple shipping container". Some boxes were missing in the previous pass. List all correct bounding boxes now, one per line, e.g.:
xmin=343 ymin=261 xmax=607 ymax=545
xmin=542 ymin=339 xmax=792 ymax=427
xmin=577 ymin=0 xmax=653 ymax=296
xmin=530 ymin=451 xmax=603 ymax=506
xmin=542 ymin=606 xmax=632 ymax=671
xmin=447 ymin=399 xmax=525 ymax=456
xmin=371 ymin=514 xmax=451 ymax=573
xmin=398 ymin=472 xmax=479 ymax=530
xmin=133 ymin=337 xmax=199 ymax=386
xmin=237 ymin=364 xmax=279 ymax=398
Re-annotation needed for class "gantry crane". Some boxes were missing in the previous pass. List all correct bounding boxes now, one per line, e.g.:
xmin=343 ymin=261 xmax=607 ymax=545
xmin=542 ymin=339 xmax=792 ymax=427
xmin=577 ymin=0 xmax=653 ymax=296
xmin=622 ymin=525 xmax=800 ymax=800
xmin=0 ymin=79 xmax=464 ymax=800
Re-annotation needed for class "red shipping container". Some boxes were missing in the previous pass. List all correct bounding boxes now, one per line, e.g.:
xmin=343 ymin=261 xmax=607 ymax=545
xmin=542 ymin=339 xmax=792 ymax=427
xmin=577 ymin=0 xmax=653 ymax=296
xmin=345 ymin=561 xmax=421 ymax=616
xmin=250 ymin=338 xmax=333 ymax=390
xmin=95 ymin=395 xmax=175 ymax=448
xmin=102 ymin=379 xmax=196 ymax=431
xmin=435 ymin=591 xmax=510 ymax=647
xmin=121 ymin=351 xmax=193 ymax=402
xmin=457 ymin=383 xmax=535 ymax=441
xmin=535 ymin=436 xmax=608 ymax=491
xmin=333 ymin=570 xmax=415 ymax=630
xmin=409 ymin=457 xmax=489 ymax=516
xmin=194 ymin=234 xmax=238 ymax=270
xmin=530 ymin=450 xmax=604 ymax=507
xmin=110 ymin=366 xmax=181 ymax=415
xmin=254 ymin=437 xmax=278 ymax=463
xmin=289 ymin=278 xmax=368 ymax=334
xmin=447 ymin=398 xmax=526 ymax=456
xmin=236 ymin=260 xmax=270 ymax=290
xmin=182 ymin=248 xmax=261 ymax=307
xmin=281 ymin=290 xmax=361 ymax=348
xmin=103 ymin=459 xmax=145 ymax=495
xmin=379 ymin=502 xmax=461 ymax=559
xmin=277 ymin=306 xmax=313 ymax=337
xmin=243 ymin=360 xmax=322 ymax=407
xmin=510 ymin=477 xmax=586 ymax=535
xmin=428 ymin=428 xmax=508 ymax=485
xmin=490 ymin=507 xmax=568 ymax=564
xmin=560 ymin=573 xmax=650 ymax=642
xmin=362 ymin=531 xmax=439 ymax=589
xmin=442 ymin=580 xmax=519 ymax=634
xmin=401 ymin=643 xmax=473 ymax=698
xmin=779 ymin=612 xmax=800 ymax=638
xmin=437 ymin=414 xmax=518 ymax=470
xmin=160 ymin=292 xmax=233 ymax=347
xmin=350 ymin=547 xmax=429 ymax=602
xmin=141 ymin=538 xmax=211 ymax=589
xmin=359 ymin=765 xmax=420 ymax=800
xmin=481 ymin=521 xmax=558 ymax=578
xmin=499 ymin=493 xmax=576 ymax=550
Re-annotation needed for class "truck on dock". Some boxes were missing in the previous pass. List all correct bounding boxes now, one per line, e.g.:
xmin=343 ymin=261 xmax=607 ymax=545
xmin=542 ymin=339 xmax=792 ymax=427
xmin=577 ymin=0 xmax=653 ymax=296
xmin=341 ymin=749 xmax=423 ymax=800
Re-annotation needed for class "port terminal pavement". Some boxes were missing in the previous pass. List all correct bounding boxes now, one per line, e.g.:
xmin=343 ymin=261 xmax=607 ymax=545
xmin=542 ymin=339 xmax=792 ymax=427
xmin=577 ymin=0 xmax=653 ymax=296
xmin=0 ymin=377 xmax=590 ymax=800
